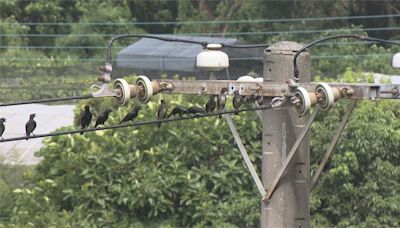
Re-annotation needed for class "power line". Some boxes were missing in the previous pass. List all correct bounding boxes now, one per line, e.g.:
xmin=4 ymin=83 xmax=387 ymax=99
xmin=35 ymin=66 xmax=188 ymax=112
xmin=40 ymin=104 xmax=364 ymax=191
xmin=0 ymin=46 xmax=109 ymax=49
xmin=3 ymin=14 xmax=399 ymax=26
xmin=105 ymin=34 xmax=270 ymax=64
xmin=0 ymin=54 xmax=393 ymax=63
xmin=2 ymin=26 xmax=400 ymax=37
xmin=0 ymin=95 xmax=92 ymax=107
xmin=11 ymin=0 xmax=400 ymax=1
xmin=293 ymin=34 xmax=400 ymax=80
xmin=311 ymin=54 xmax=393 ymax=59
xmin=3 ymin=39 xmax=400 ymax=50
xmin=0 ymin=104 xmax=274 ymax=143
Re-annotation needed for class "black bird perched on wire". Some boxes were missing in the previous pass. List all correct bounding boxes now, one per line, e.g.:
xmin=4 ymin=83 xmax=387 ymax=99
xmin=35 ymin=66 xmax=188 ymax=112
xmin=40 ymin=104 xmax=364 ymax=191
xmin=205 ymin=95 xmax=217 ymax=113
xmin=0 ymin=118 xmax=5 ymax=140
xmin=167 ymin=105 xmax=188 ymax=118
xmin=157 ymin=99 xmax=168 ymax=128
xmin=233 ymin=90 xmax=242 ymax=115
xmin=120 ymin=106 xmax=141 ymax=124
xmin=80 ymin=105 xmax=92 ymax=134
xmin=217 ymin=88 xmax=227 ymax=118
xmin=187 ymin=106 xmax=205 ymax=116
xmin=25 ymin=114 xmax=37 ymax=140
xmin=95 ymin=109 xmax=112 ymax=128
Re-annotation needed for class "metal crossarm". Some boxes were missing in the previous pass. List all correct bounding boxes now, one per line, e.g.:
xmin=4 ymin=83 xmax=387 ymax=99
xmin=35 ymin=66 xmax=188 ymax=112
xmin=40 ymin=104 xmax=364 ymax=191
xmin=155 ymin=79 xmax=400 ymax=100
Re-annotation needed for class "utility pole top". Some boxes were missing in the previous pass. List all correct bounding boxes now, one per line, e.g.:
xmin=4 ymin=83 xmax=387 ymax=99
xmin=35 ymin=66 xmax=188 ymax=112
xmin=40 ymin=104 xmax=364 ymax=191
xmin=265 ymin=41 xmax=306 ymax=53
xmin=264 ymin=41 xmax=310 ymax=83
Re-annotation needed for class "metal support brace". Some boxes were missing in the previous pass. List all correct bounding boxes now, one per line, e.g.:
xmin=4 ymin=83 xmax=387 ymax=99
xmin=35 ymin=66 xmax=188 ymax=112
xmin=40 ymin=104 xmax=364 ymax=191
xmin=225 ymin=115 xmax=266 ymax=197
xmin=309 ymin=100 xmax=357 ymax=191
xmin=263 ymin=109 xmax=319 ymax=203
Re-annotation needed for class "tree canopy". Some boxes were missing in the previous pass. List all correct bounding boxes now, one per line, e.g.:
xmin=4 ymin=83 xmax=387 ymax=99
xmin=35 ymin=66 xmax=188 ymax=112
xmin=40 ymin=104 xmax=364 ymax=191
xmin=0 ymin=0 xmax=400 ymax=227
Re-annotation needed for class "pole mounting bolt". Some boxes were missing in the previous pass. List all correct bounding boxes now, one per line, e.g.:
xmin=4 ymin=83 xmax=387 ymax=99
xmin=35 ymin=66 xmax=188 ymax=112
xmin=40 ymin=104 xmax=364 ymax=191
xmin=339 ymin=87 xmax=354 ymax=97
xmin=391 ymin=86 xmax=399 ymax=97
xmin=250 ymin=83 xmax=263 ymax=96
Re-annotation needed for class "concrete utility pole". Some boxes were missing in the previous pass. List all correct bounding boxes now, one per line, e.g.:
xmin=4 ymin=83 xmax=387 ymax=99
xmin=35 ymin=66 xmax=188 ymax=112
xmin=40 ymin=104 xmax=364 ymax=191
xmin=261 ymin=42 xmax=311 ymax=227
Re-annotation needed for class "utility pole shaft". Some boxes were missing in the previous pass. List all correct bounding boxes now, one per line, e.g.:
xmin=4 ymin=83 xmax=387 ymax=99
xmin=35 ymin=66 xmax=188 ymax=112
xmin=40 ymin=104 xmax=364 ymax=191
xmin=261 ymin=42 xmax=311 ymax=227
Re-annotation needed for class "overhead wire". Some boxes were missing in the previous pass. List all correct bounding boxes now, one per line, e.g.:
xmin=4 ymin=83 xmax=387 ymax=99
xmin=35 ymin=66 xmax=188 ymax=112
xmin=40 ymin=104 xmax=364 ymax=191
xmin=0 ymin=54 xmax=394 ymax=63
xmin=11 ymin=0 xmax=399 ymax=1
xmin=106 ymin=34 xmax=269 ymax=64
xmin=292 ymin=34 xmax=400 ymax=81
xmin=4 ymin=40 xmax=400 ymax=50
xmin=0 ymin=104 xmax=275 ymax=143
xmin=0 ymin=95 xmax=92 ymax=107
xmin=3 ymin=14 xmax=399 ymax=26
xmin=3 ymin=26 xmax=400 ymax=37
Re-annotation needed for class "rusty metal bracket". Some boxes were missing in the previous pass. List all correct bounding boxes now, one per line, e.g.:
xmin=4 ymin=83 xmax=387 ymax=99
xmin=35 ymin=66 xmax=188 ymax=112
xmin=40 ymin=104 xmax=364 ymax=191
xmin=309 ymin=100 xmax=357 ymax=191
xmin=263 ymin=108 xmax=319 ymax=203
xmin=154 ymin=79 xmax=400 ymax=100
xmin=225 ymin=114 xmax=266 ymax=197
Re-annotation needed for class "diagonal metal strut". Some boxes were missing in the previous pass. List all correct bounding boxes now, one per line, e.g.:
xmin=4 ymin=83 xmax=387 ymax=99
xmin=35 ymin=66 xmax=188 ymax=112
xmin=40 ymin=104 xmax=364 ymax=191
xmin=263 ymin=109 xmax=319 ymax=203
xmin=309 ymin=100 xmax=357 ymax=191
xmin=225 ymin=114 xmax=266 ymax=197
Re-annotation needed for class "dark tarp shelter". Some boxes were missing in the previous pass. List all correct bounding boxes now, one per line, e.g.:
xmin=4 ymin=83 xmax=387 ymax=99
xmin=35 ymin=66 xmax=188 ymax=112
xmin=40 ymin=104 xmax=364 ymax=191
xmin=115 ymin=35 xmax=265 ymax=79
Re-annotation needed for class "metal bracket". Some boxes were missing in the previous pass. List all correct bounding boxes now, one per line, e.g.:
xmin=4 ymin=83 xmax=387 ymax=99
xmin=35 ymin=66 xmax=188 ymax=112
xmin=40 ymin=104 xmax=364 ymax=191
xmin=225 ymin=114 xmax=266 ymax=197
xmin=90 ymin=83 xmax=117 ymax=98
xmin=309 ymin=100 xmax=357 ymax=191
xmin=271 ymin=96 xmax=288 ymax=109
xmin=263 ymin=108 xmax=319 ymax=203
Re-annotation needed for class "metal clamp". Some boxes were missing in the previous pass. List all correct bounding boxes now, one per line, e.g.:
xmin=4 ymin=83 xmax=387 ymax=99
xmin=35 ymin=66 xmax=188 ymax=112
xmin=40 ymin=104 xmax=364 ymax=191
xmin=90 ymin=83 xmax=117 ymax=98
xmin=270 ymin=96 xmax=286 ymax=109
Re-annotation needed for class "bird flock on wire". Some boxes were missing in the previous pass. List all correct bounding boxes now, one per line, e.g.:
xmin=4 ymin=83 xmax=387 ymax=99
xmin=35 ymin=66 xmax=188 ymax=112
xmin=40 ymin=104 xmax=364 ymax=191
xmin=0 ymin=89 xmax=263 ymax=140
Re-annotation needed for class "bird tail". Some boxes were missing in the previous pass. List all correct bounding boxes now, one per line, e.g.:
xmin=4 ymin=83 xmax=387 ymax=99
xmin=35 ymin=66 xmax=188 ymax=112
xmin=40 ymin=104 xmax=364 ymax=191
xmin=157 ymin=122 xmax=162 ymax=128
xmin=80 ymin=127 xmax=84 ymax=135
xmin=26 ymin=133 xmax=29 ymax=140
xmin=235 ymin=111 xmax=239 ymax=115
xmin=219 ymin=114 xmax=222 ymax=118
xmin=167 ymin=113 xmax=172 ymax=118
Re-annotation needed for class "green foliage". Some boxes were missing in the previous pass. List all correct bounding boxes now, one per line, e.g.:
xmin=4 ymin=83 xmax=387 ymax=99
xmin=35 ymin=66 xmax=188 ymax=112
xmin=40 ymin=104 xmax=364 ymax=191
xmin=0 ymin=16 xmax=29 ymax=51
xmin=9 ymin=92 xmax=262 ymax=227
xmin=0 ymin=155 xmax=32 ymax=225
xmin=8 ymin=71 xmax=399 ymax=227
xmin=310 ymin=70 xmax=400 ymax=227
xmin=55 ymin=0 xmax=143 ymax=58
xmin=0 ymin=72 xmax=94 ymax=102
xmin=1 ymin=1 xmax=400 ymax=226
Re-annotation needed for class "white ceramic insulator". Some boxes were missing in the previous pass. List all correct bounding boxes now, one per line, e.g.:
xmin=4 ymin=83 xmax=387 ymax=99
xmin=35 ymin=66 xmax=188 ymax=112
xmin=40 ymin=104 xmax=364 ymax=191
xmin=316 ymin=82 xmax=335 ymax=111
xmin=196 ymin=44 xmax=229 ymax=71
xmin=295 ymin=87 xmax=311 ymax=116
xmin=113 ymin=78 xmax=130 ymax=106
xmin=392 ymin=53 xmax=400 ymax=69
xmin=136 ymin=75 xmax=153 ymax=103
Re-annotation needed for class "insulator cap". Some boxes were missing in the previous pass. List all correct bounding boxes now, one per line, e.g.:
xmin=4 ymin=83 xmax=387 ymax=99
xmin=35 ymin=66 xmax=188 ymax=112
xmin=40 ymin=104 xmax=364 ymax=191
xmin=196 ymin=44 xmax=229 ymax=71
